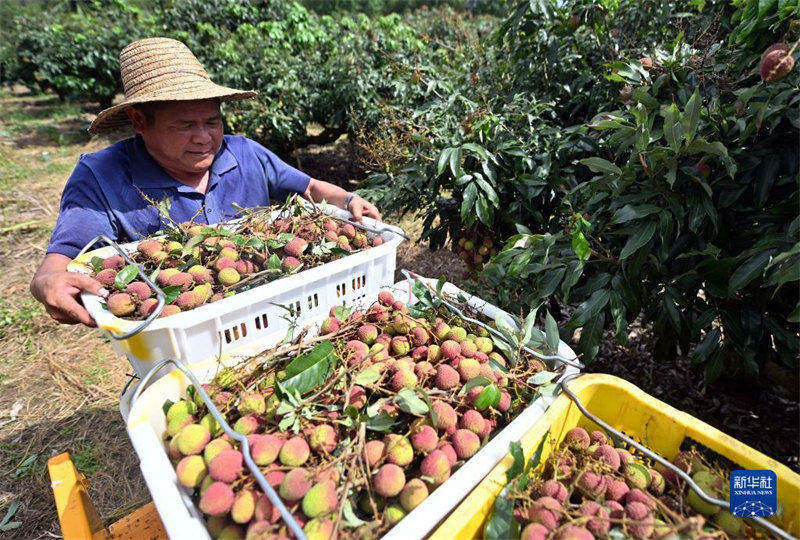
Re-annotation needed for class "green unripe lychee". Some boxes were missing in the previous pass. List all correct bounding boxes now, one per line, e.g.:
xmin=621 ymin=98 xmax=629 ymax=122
xmin=176 ymin=423 xmax=211 ymax=455
xmin=176 ymin=455 xmax=207 ymax=488
xmin=302 ymin=480 xmax=338 ymax=518
xmin=304 ymin=518 xmax=335 ymax=540
xmin=280 ymin=436 xmax=310 ymax=466
xmin=280 ymin=467 xmax=313 ymax=501
xmin=231 ymin=489 xmax=257 ymax=524
xmin=399 ymin=478 xmax=428 ymax=511
xmin=384 ymin=434 xmax=414 ymax=467
xmin=199 ymin=413 xmax=223 ymax=437
xmin=218 ymin=268 xmax=241 ymax=286
xmin=203 ymin=438 xmax=233 ymax=464
xmin=384 ymin=504 xmax=406 ymax=525
xmin=167 ymin=400 xmax=196 ymax=422
xmin=238 ymin=392 xmax=266 ymax=415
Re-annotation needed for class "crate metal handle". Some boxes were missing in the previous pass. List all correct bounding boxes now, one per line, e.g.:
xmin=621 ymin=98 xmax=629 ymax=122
xmin=130 ymin=359 xmax=307 ymax=540
xmin=401 ymin=270 xmax=584 ymax=371
xmin=559 ymin=373 xmax=794 ymax=540
xmin=75 ymin=235 xmax=165 ymax=339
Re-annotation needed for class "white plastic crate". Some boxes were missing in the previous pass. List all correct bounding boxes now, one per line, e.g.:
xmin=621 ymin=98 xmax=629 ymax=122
xmin=122 ymin=278 xmax=579 ymax=539
xmin=68 ymin=203 xmax=404 ymax=379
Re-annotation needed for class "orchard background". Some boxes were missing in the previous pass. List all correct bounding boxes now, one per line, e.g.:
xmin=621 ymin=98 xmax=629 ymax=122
xmin=0 ymin=0 xmax=797 ymax=535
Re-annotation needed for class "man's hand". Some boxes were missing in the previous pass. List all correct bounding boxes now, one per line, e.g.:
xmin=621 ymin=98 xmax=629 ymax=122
xmin=346 ymin=194 xmax=381 ymax=222
xmin=304 ymin=179 xmax=382 ymax=222
xmin=30 ymin=253 xmax=107 ymax=326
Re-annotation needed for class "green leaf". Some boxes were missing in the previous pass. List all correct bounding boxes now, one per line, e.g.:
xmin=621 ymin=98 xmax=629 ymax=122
xmin=162 ymin=285 xmax=183 ymax=304
xmin=394 ymin=388 xmax=429 ymax=415
xmin=571 ymin=230 xmax=590 ymax=262
xmin=450 ymin=146 xmax=462 ymax=177
xmin=682 ymin=88 xmax=701 ymax=142
xmin=483 ymin=485 xmax=519 ymax=540
xmin=342 ymin=499 xmax=366 ymax=528
xmin=282 ymin=342 xmax=335 ymax=395
xmin=578 ymin=311 xmax=605 ymax=360
xmin=437 ymin=147 xmax=453 ymax=176
xmin=544 ymin=311 xmax=559 ymax=352
xmin=611 ymin=204 xmax=661 ymax=224
xmin=728 ymin=252 xmax=772 ymax=295
xmin=570 ymin=289 xmax=610 ymax=327
xmin=663 ymin=103 xmax=682 ymax=151
xmin=353 ymin=368 xmax=380 ymax=386
xmin=506 ymin=441 xmax=525 ymax=483
xmin=518 ymin=432 xmax=548 ymax=491
xmin=182 ymin=234 xmax=205 ymax=257
xmin=459 ymin=375 xmax=494 ymax=395
xmin=365 ymin=411 xmax=395 ymax=432
xmin=579 ymin=157 xmax=621 ymax=175
xmin=691 ymin=328 xmax=721 ymax=365
xmin=113 ymin=264 xmax=139 ymax=290
xmin=620 ymin=221 xmax=656 ymax=259
xmin=475 ymin=384 xmax=500 ymax=410
xmin=527 ymin=371 xmax=558 ymax=385
xmin=90 ymin=256 xmax=104 ymax=272
xmin=268 ymin=253 xmax=283 ymax=270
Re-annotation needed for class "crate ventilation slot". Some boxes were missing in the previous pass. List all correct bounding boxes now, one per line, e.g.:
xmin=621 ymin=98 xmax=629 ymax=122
xmin=307 ymin=293 xmax=319 ymax=310
xmin=254 ymin=313 xmax=269 ymax=331
xmin=288 ymin=300 xmax=302 ymax=317
xmin=223 ymin=322 xmax=248 ymax=344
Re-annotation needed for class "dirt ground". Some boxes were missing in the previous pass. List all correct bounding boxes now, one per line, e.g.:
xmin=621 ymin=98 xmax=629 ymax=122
xmin=0 ymin=90 xmax=795 ymax=539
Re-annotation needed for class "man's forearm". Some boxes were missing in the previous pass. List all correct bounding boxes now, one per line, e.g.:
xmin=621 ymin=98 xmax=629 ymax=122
xmin=303 ymin=178 xmax=349 ymax=207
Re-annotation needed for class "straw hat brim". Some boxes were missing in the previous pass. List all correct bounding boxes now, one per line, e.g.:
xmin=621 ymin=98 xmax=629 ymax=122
xmin=88 ymin=83 xmax=256 ymax=134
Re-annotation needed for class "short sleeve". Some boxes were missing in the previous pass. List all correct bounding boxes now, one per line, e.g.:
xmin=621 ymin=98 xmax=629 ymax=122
xmin=252 ymin=141 xmax=311 ymax=202
xmin=47 ymin=160 xmax=117 ymax=259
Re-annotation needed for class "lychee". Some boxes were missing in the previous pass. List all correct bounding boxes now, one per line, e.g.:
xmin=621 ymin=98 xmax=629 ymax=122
xmin=231 ymin=489 xmax=257 ymax=524
xmin=616 ymin=448 xmax=632 ymax=467
xmin=520 ymin=523 xmax=549 ymax=540
xmin=357 ymin=324 xmax=379 ymax=345
xmin=431 ymin=401 xmax=457 ymax=431
xmin=474 ymin=337 xmax=493 ymax=354
xmin=234 ymin=260 xmax=255 ymax=275
xmin=390 ymin=369 xmax=417 ymax=392
xmin=94 ymin=268 xmax=117 ymax=287
xmin=377 ymin=291 xmax=394 ymax=306
xmin=760 ymin=43 xmax=795 ymax=82
xmin=349 ymin=386 xmax=367 ymax=409
xmin=320 ymin=317 xmax=339 ymax=334
xmin=606 ymin=499 xmax=624 ymax=519
xmin=460 ymin=340 xmax=478 ymax=358
xmin=208 ymin=449 xmax=243 ymax=483
xmin=175 ymin=290 xmax=202 ymax=310
xmin=176 ymin=423 xmax=210 ymax=455
xmin=437 ymin=441 xmax=457 ymax=465
xmin=648 ymin=468 xmax=665 ymax=495
xmin=363 ymin=440 xmax=386 ymax=469
xmin=374 ymin=463 xmax=406 ymax=497
xmin=576 ymin=470 xmax=606 ymax=498
xmin=426 ymin=344 xmax=442 ymax=362
xmin=399 ymin=478 xmax=428 ymax=511
xmin=345 ymin=340 xmax=369 ymax=365
xmin=176 ymin=455 xmax=207 ymax=488
xmin=304 ymin=518 xmax=335 ymax=540
xmin=626 ymin=488 xmax=656 ymax=510
xmin=604 ymin=478 xmax=629 ymax=502
xmin=452 ymin=429 xmax=481 ymax=459
xmin=341 ymin=223 xmax=356 ymax=240
xmin=624 ymin=501 xmax=653 ymax=537
xmin=251 ymin=434 xmax=283 ymax=466
xmin=432 ymin=322 xmax=450 ymax=340
xmin=302 ymin=480 xmax=338 ymax=518
xmin=414 ymin=361 xmax=436 ymax=379
xmin=434 ymin=364 xmax=460 ymax=390
xmin=367 ymin=304 xmax=389 ymax=323
xmin=280 ymin=436 xmax=310 ymax=466
xmin=457 ymin=358 xmax=481 ymax=382
xmin=593 ymin=444 xmax=621 ymax=470
xmin=419 ymin=450 xmax=450 ymax=486
xmin=137 ymin=239 xmax=163 ymax=257
xmin=218 ymin=268 xmax=240 ymax=286
xmin=281 ymin=256 xmax=302 ymax=272
xmin=233 ymin=414 xmax=259 ymax=435
xmin=580 ymin=500 xmax=610 ymax=536
xmin=623 ymin=463 xmax=651 ymax=490
xmin=102 ymin=255 xmax=124 ymax=270
xmin=391 ymin=335 xmax=411 ymax=356
xmin=440 ymin=340 xmax=461 ymax=360
xmin=238 ymin=393 xmax=266 ymax=415
xmin=284 ymin=237 xmax=308 ymax=258
xmin=410 ymin=424 xmax=438 ymax=453
xmin=203 ymin=438 xmax=233 ymax=464
xmin=384 ymin=434 xmax=414 ymax=466
xmin=526 ymin=496 xmax=562 ymax=530
xmin=497 ymin=391 xmax=511 ymax=412
xmin=309 ymin=424 xmax=338 ymax=454
xmin=687 ymin=470 xmax=725 ymax=516
xmin=538 ymin=479 xmax=568 ymax=503
xmin=564 ymin=427 xmax=591 ymax=449
xmin=553 ymin=525 xmax=593 ymax=540
xmin=589 ymin=430 xmax=608 ymax=445
xmin=199 ymin=481 xmax=234 ymax=516
xmin=280 ymin=467 xmax=313 ymax=501
xmin=460 ymin=409 xmax=485 ymax=435
xmin=409 ymin=327 xmax=429 ymax=347
xmin=125 ymin=281 xmax=151 ymax=301
xmin=160 ymin=305 xmax=181 ymax=318
xmin=107 ymin=293 xmax=136 ymax=317
xmin=446 ymin=326 xmax=468 ymax=341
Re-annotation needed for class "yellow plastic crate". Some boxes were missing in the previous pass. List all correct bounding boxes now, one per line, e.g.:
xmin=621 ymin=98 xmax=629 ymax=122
xmin=433 ymin=373 xmax=800 ymax=539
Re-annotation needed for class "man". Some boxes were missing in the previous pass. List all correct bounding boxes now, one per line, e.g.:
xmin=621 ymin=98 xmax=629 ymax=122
xmin=30 ymin=37 xmax=380 ymax=326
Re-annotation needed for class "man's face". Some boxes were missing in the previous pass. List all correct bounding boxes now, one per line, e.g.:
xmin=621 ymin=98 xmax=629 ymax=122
xmin=129 ymin=99 xmax=223 ymax=175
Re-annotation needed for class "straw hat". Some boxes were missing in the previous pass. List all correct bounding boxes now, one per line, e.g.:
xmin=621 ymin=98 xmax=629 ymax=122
xmin=88 ymin=37 xmax=256 ymax=134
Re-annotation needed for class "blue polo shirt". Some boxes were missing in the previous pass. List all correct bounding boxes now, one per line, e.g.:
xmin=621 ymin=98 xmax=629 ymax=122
xmin=47 ymin=135 xmax=311 ymax=258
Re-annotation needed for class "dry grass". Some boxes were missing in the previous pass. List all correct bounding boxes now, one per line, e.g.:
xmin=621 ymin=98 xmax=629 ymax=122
xmin=0 ymin=88 xmax=463 ymax=538
xmin=0 ymin=90 xmax=148 ymax=538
